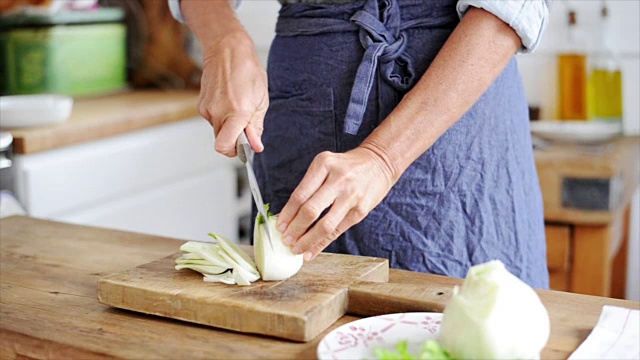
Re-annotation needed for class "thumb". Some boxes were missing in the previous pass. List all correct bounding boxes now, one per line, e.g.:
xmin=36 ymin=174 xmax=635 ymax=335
xmin=245 ymin=110 xmax=266 ymax=153
xmin=215 ymin=113 xmax=250 ymax=157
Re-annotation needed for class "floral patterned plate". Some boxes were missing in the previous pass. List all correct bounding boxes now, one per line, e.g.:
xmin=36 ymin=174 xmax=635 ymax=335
xmin=317 ymin=312 xmax=442 ymax=360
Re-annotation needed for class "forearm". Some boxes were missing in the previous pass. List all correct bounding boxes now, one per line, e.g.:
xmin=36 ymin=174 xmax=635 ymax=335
xmin=181 ymin=0 xmax=247 ymax=54
xmin=361 ymin=7 xmax=522 ymax=182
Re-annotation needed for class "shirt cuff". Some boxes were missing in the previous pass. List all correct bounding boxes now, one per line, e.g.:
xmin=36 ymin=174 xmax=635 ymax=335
xmin=168 ymin=0 xmax=243 ymax=24
xmin=457 ymin=0 xmax=549 ymax=53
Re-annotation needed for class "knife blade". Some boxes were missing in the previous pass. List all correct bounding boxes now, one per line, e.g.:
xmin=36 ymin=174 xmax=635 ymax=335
xmin=236 ymin=131 xmax=275 ymax=251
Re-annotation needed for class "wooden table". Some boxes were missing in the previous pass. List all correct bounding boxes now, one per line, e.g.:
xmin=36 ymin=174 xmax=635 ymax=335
xmin=1 ymin=216 xmax=638 ymax=359
xmin=535 ymin=136 xmax=640 ymax=298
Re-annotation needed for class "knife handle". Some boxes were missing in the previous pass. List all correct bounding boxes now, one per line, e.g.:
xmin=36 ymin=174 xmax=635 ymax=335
xmin=236 ymin=131 xmax=251 ymax=163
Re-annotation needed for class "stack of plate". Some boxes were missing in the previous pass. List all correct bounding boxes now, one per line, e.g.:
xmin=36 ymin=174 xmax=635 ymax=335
xmin=530 ymin=120 xmax=623 ymax=145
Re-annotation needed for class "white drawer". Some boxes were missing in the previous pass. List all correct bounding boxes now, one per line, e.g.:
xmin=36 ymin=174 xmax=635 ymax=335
xmin=14 ymin=118 xmax=235 ymax=217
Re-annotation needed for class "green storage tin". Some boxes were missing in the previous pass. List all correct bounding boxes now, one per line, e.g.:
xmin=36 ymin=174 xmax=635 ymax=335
xmin=0 ymin=8 xmax=126 ymax=96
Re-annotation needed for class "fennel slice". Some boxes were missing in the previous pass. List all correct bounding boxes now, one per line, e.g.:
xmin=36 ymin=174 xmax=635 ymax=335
xmin=175 ymin=259 xmax=212 ymax=266
xmin=203 ymin=272 xmax=236 ymax=285
xmin=214 ymin=235 xmax=259 ymax=276
xmin=217 ymin=251 xmax=260 ymax=283
xmin=175 ymin=264 xmax=229 ymax=275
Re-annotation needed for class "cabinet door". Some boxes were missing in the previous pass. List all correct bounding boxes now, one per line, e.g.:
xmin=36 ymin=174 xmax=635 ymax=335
xmin=58 ymin=167 xmax=238 ymax=243
xmin=545 ymin=225 xmax=571 ymax=291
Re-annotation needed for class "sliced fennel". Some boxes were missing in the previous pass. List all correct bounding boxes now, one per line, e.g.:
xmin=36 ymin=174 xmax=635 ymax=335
xmin=175 ymin=234 xmax=260 ymax=286
xmin=253 ymin=210 xmax=303 ymax=281
xmin=175 ymin=205 xmax=304 ymax=285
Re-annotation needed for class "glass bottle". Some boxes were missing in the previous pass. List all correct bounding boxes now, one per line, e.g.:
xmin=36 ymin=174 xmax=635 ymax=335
xmin=557 ymin=10 xmax=588 ymax=121
xmin=588 ymin=2 xmax=623 ymax=122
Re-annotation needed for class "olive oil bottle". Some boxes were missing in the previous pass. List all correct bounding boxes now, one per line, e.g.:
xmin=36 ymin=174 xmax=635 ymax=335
xmin=557 ymin=10 xmax=588 ymax=121
xmin=588 ymin=3 xmax=623 ymax=122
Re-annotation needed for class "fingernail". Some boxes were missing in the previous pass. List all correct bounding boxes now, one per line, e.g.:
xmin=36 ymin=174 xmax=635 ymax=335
xmin=283 ymin=236 xmax=293 ymax=246
xmin=304 ymin=252 xmax=314 ymax=261
xmin=277 ymin=222 xmax=287 ymax=232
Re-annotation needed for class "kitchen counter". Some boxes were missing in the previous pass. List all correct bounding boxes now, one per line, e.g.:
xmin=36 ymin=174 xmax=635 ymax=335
xmin=1 ymin=216 xmax=638 ymax=359
xmin=8 ymin=90 xmax=199 ymax=154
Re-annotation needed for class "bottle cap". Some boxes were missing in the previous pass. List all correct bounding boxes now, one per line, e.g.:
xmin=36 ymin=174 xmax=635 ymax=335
xmin=568 ymin=10 xmax=577 ymax=25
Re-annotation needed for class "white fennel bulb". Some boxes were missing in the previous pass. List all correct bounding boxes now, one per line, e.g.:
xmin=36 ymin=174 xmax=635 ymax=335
xmin=254 ymin=212 xmax=303 ymax=281
xmin=439 ymin=260 xmax=550 ymax=360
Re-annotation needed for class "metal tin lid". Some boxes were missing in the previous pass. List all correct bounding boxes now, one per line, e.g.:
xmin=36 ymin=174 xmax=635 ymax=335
xmin=0 ymin=7 xmax=125 ymax=28
xmin=0 ymin=131 xmax=13 ymax=151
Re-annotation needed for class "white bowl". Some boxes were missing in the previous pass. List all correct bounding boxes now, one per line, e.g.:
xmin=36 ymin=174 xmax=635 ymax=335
xmin=530 ymin=120 xmax=622 ymax=144
xmin=0 ymin=94 xmax=73 ymax=129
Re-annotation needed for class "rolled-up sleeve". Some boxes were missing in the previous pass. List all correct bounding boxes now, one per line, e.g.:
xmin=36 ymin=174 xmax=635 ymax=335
xmin=168 ymin=0 xmax=242 ymax=23
xmin=457 ymin=0 xmax=549 ymax=53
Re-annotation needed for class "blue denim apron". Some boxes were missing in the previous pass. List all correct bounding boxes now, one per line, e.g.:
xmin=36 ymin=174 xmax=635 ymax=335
xmin=255 ymin=0 xmax=549 ymax=288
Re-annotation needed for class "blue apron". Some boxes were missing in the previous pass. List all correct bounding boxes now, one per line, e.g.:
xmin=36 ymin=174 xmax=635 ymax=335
xmin=254 ymin=0 xmax=549 ymax=288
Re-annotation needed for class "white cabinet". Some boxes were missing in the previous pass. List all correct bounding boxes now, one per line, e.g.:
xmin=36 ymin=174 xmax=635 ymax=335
xmin=13 ymin=118 xmax=240 ymax=243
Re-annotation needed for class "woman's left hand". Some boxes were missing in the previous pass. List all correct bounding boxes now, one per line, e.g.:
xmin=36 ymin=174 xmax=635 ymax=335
xmin=276 ymin=146 xmax=396 ymax=261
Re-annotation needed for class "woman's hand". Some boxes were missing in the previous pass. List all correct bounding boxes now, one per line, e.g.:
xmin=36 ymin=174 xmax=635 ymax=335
xmin=198 ymin=31 xmax=268 ymax=157
xmin=276 ymin=145 xmax=397 ymax=261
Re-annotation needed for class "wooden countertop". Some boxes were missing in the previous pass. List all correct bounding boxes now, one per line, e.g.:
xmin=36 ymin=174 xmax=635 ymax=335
xmin=535 ymin=136 xmax=640 ymax=225
xmin=1 ymin=216 xmax=638 ymax=359
xmin=8 ymin=90 xmax=200 ymax=154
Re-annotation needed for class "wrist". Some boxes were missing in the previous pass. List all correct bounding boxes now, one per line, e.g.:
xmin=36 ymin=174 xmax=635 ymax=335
xmin=202 ymin=29 xmax=259 ymax=62
xmin=357 ymin=141 xmax=400 ymax=187
xmin=182 ymin=0 xmax=248 ymax=54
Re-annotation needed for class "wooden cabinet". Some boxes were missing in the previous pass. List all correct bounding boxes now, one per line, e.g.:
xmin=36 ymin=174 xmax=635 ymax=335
xmin=537 ymin=137 xmax=639 ymax=298
xmin=545 ymin=225 xmax=571 ymax=291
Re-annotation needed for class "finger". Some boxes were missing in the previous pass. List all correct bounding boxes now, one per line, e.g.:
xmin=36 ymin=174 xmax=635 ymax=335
xmin=299 ymin=207 xmax=366 ymax=261
xmin=290 ymin=194 xmax=353 ymax=256
xmin=214 ymin=113 xmax=251 ymax=157
xmin=277 ymin=152 xmax=332 ymax=231
xmin=245 ymin=110 xmax=265 ymax=153
xmin=281 ymin=180 xmax=337 ymax=247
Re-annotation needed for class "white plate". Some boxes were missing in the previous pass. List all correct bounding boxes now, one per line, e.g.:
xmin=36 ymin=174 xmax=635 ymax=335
xmin=317 ymin=312 xmax=442 ymax=360
xmin=530 ymin=120 xmax=622 ymax=144
xmin=0 ymin=94 xmax=73 ymax=129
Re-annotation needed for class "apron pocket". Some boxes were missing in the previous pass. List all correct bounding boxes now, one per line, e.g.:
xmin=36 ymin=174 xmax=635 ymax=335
xmin=259 ymin=86 xmax=337 ymax=213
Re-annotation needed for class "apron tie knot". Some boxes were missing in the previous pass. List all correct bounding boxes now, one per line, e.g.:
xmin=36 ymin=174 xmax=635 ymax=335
xmin=344 ymin=0 xmax=415 ymax=135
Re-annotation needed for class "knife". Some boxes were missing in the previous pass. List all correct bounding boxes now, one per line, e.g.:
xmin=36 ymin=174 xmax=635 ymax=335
xmin=236 ymin=131 xmax=275 ymax=251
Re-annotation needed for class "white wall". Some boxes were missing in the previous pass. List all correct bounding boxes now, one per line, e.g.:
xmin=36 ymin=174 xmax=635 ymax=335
xmin=235 ymin=0 xmax=639 ymax=300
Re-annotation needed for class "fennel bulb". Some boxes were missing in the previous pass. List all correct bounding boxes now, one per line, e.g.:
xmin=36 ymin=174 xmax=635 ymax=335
xmin=254 ymin=212 xmax=303 ymax=281
xmin=438 ymin=260 xmax=550 ymax=360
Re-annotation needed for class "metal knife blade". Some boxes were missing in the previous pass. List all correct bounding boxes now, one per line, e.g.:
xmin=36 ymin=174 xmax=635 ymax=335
xmin=236 ymin=131 xmax=275 ymax=250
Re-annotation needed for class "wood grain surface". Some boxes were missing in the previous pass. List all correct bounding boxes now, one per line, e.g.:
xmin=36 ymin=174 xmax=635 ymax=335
xmin=1 ymin=216 xmax=639 ymax=360
xmin=98 ymin=251 xmax=388 ymax=342
xmin=8 ymin=90 xmax=199 ymax=154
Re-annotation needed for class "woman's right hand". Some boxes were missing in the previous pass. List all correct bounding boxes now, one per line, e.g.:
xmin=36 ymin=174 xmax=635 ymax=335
xmin=198 ymin=30 xmax=268 ymax=157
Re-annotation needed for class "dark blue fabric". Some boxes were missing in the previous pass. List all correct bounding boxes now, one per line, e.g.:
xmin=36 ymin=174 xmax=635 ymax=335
xmin=255 ymin=0 xmax=549 ymax=288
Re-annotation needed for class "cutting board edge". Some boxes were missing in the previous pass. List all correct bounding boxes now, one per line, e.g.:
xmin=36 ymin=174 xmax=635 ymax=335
xmin=97 ymin=277 xmax=311 ymax=342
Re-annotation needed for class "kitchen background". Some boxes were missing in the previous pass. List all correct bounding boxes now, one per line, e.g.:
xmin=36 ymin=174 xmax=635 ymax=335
xmin=0 ymin=0 xmax=638 ymax=300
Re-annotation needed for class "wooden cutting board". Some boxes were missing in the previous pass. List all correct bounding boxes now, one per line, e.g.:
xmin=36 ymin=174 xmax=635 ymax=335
xmin=98 ymin=250 xmax=388 ymax=342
